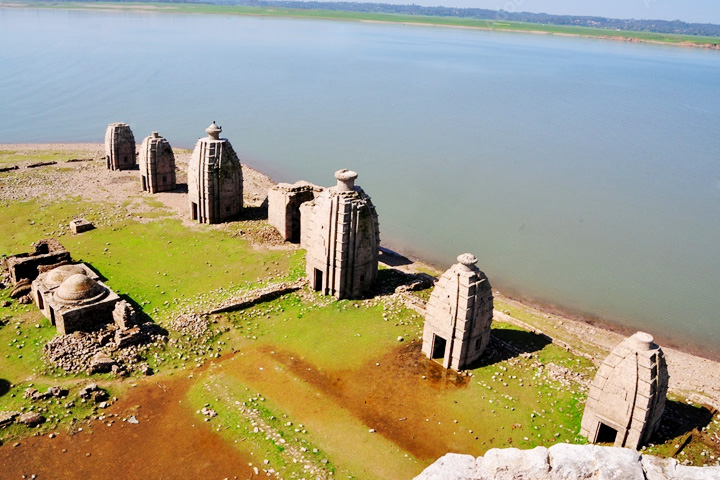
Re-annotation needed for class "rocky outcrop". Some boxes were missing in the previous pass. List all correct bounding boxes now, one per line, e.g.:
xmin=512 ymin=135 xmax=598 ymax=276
xmin=415 ymin=444 xmax=720 ymax=480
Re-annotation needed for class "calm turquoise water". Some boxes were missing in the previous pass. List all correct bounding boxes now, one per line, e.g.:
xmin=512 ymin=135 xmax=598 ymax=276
xmin=1 ymin=8 xmax=719 ymax=356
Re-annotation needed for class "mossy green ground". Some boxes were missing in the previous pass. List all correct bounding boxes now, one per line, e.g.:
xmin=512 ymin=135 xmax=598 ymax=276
xmin=1 ymin=163 xmax=717 ymax=475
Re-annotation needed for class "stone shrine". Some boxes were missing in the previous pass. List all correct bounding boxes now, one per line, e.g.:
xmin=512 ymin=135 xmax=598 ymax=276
xmin=32 ymin=264 xmax=120 ymax=335
xmin=421 ymin=253 xmax=494 ymax=370
xmin=300 ymin=169 xmax=379 ymax=299
xmin=580 ymin=331 xmax=669 ymax=449
xmin=104 ymin=122 xmax=136 ymax=171
xmin=187 ymin=122 xmax=243 ymax=224
xmin=139 ymin=131 xmax=176 ymax=193
xmin=268 ymin=181 xmax=322 ymax=242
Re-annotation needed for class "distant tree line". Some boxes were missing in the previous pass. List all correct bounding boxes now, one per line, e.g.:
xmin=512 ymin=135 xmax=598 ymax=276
xmin=44 ymin=0 xmax=720 ymax=37
xmin=230 ymin=0 xmax=720 ymax=37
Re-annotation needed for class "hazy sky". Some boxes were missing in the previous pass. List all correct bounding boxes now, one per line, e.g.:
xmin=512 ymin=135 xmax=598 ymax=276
xmin=366 ymin=0 xmax=720 ymax=24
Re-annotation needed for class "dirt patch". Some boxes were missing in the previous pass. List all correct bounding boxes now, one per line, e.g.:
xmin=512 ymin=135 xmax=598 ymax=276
xmin=261 ymin=342 xmax=472 ymax=461
xmin=0 ymin=374 xmax=254 ymax=479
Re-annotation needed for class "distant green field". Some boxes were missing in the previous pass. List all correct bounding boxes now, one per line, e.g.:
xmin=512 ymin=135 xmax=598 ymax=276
xmin=21 ymin=2 xmax=720 ymax=46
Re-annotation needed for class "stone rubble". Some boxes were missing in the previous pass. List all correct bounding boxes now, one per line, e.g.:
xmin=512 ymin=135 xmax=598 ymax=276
xmin=43 ymin=323 xmax=166 ymax=375
xmin=415 ymin=443 xmax=720 ymax=480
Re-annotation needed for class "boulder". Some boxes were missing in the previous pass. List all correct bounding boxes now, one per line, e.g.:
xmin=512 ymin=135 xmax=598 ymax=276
xmin=18 ymin=412 xmax=45 ymax=427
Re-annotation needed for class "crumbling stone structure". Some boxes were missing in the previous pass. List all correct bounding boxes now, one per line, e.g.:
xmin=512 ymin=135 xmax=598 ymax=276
xmin=104 ymin=122 xmax=136 ymax=171
xmin=421 ymin=253 xmax=494 ymax=370
xmin=3 ymin=238 xmax=71 ymax=285
xmin=139 ymin=131 xmax=176 ymax=193
xmin=268 ymin=181 xmax=323 ymax=242
xmin=300 ymin=169 xmax=379 ymax=299
xmin=188 ymin=122 xmax=243 ymax=224
xmin=580 ymin=331 xmax=669 ymax=449
xmin=69 ymin=218 xmax=94 ymax=234
xmin=31 ymin=264 xmax=120 ymax=335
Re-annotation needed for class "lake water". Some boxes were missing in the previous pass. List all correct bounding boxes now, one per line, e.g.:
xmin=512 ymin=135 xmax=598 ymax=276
xmin=1 ymin=7 xmax=719 ymax=356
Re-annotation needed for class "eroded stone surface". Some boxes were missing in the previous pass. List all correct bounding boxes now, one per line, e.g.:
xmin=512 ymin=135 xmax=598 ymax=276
xmin=32 ymin=264 xmax=119 ymax=335
xmin=104 ymin=122 xmax=136 ymax=171
xmin=421 ymin=253 xmax=493 ymax=370
xmin=300 ymin=169 xmax=379 ymax=299
xmin=415 ymin=444 xmax=720 ymax=480
xmin=187 ymin=122 xmax=243 ymax=224
xmin=580 ymin=331 xmax=669 ymax=449
xmin=3 ymin=238 xmax=71 ymax=285
xmin=268 ymin=181 xmax=322 ymax=242
xmin=139 ymin=131 xmax=176 ymax=193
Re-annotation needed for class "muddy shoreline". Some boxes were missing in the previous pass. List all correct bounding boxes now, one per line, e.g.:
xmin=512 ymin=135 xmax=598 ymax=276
xmin=2 ymin=142 xmax=719 ymax=409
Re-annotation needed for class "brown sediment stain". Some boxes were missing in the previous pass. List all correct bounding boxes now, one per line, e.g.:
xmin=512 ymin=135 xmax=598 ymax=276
xmin=0 ymin=372 xmax=254 ymax=480
xmin=255 ymin=341 xmax=473 ymax=461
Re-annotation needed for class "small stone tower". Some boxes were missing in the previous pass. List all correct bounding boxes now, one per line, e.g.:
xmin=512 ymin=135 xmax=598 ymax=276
xmin=300 ymin=169 xmax=379 ymax=299
xmin=580 ymin=331 xmax=669 ymax=449
xmin=187 ymin=122 xmax=243 ymax=224
xmin=104 ymin=122 xmax=136 ymax=171
xmin=139 ymin=132 xmax=176 ymax=193
xmin=421 ymin=253 xmax=494 ymax=370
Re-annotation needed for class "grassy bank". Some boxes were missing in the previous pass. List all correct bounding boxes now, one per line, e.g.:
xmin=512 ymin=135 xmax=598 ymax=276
xmin=7 ymin=2 xmax=720 ymax=48
xmin=1 ymin=150 xmax=718 ymax=476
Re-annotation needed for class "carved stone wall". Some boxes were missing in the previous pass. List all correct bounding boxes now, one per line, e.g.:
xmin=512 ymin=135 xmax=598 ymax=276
xmin=139 ymin=131 xmax=176 ymax=193
xmin=187 ymin=122 xmax=243 ymax=224
xmin=104 ymin=122 xmax=136 ymax=171
xmin=299 ymin=169 xmax=379 ymax=299
xmin=580 ymin=331 xmax=669 ymax=449
xmin=421 ymin=253 xmax=493 ymax=370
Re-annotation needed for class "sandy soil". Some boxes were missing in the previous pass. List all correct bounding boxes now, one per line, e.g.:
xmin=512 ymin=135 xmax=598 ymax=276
xmin=2 ymin=142 xmax=719 ymax=411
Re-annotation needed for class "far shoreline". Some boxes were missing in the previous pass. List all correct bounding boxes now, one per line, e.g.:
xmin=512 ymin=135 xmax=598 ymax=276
xmin=2 ymin=1 xmax=719 ymax=51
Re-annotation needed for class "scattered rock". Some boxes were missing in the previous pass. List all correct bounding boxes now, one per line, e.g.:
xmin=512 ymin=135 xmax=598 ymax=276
xmin=18 ymin=412 xmax=45 ymax=427
xmin=201 ymin=407 xmax=217 ymax=418
xmin=0 ymin=411 xmax=20 ymax=428
xmin=89 ymin=352 xmax=116 ymax=374
xmin=115 ymin=326 xmax=143 ymax=348
xmin=9 ymin=279 xmax=31 ymax=299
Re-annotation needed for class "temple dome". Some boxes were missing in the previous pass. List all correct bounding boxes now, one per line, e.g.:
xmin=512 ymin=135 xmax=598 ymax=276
xmin=55 ymin=273 xmax=106 ymax=304
xmin=45 ymin=264 xmax=86 ymax=287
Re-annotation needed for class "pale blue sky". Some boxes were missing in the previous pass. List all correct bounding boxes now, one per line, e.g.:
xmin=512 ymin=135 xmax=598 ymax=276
xmin=366 ymin=0 xmax=720 ymax=24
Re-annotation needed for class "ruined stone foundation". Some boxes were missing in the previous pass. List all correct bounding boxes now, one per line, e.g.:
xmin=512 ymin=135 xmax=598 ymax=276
xmin=421 ymin=253 xmax=493 ymax=370
xmin=139 ymin=131 xmax=176 ymax=193
xmin=104 ymin=122 xmax=136 ymax=171
xmin=300 ymin=169 xmax=379 ymax=299
xmin=187 ymin=122 xmax=243 ymax=224
xmin=580 ymin=331 xmax=669 ymax=449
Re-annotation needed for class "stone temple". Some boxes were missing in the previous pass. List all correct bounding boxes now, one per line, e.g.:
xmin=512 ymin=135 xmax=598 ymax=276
xmin=300 ymin=169 xmax=379 ymax=299
xmin=104 ymin=122 xmax=136 ymax=171
xmin=268 ymin=181 xmax=323 ymax=243
xmin=580 ymin=331 xmax=669 ymax=449
xmin=421 ymin=253 xmax=494 ymax=370
xmin=139 ymin=131 xmax=176 ymax=193
xmin=31 ymin=264 xmax=120 ymax=335
xmin=188 ymin=122 xmax=243 ymax=224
